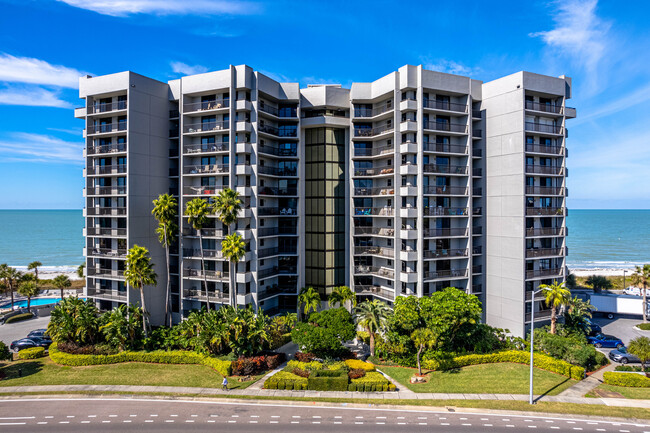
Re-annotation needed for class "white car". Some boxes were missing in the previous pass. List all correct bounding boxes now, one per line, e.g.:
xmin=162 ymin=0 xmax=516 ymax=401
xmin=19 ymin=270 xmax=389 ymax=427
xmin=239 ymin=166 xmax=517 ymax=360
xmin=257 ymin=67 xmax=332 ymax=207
xmin=624 ymin=286 xmax=647 ymax=296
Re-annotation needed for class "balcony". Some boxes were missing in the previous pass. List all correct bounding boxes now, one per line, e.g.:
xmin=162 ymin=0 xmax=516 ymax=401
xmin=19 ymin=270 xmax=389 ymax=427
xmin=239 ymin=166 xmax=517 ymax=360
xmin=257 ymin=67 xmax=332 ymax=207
xmin=353 ymin=145 xmax=394 ymax=157
xmin=258 ymin=207 xmax=298 ymax=216
xmin=258 ymin=246 xmax=298 ymax=258
xmin=354 ymin=103 xmax=393 ymax=118
xmin=169 ymin=109 xmax=180 ymax=118
xmin=86 ymin=268 xmax=124 ymax=279
xmin=259 ymin=105 xmax=297 ymax=118
xmin=423 ymin=207 xmax=469 ymax=216
xmin=353 ymin=207 xmax=394 ymax=217
xmin=87 ymin=165 xmax=126 ymax=175
xmin=258 ymin=266 xmax=298 ymax=279
xmin=258 ymin=144 xmax=298 ymax=157
xmin=354 ymin=285 xmax=394 ymax=300
xmin=183 ymin=164 xmax=229 ymax=175
xmin=423 ymin=249 xmax=468 ymax=259
xmin=526 ymin=207 xmax=565 ymax=216
xmin=183 ymin=100 xmax=229 ymax=113
xmin=472 ymin=246 xmax=483 ymax=255
xmin=182 ymin=228 xmax=224 ymax=237
xmin=354 ymin=266 xmax=395 ymax=279
xmin=525 ymin=143 xmax=563 ymax=155
xmin=472 ymin=168 xmax=483 ymax=177
xmin=526 ymin=227 xmax=564 ymax=237
xmin=424 ymin=269 xmax=468 ymax=280
xmin=182 ymin=248 xmax=223 ymax=259
xmin=423 ymin=164 xmax=468 ymax=175
xmin=525 ymin=101 xmax=562 ymax=114
xmin=87 ymin=123 xmax=127 ymax=135
xmin=472 ymin=265 xmax=482 ymax=274
xmin=423 ymin=185 xmax=468 ymax=195
xmin=258 ymin=125 xmax=297 ymax=137
xmin=183 ymin=121 xmax=228 ymax=134
xmin=87 ymin=186 xmax=126 ymax=196
xmin=525 ymin=309 xmax=554 ymax=322
xmin=472 ymin=226 xmax=483 ymax=235
xmin=183 ymin=143 xmax=229 ymax=154
xmin=86 ymin=227 xmax=126 ymax=237
xmin=183 ymin=185 xmax=222 ymax=196
xmin=423 ymin=228 xmax=468 ymax=237
xmin=87 ymin=288 xmax=127 ymax=301
xmin=472 ymin=109 xmax=482 ymax=118
xmin=258 ymin=285 xmax=297 ymax=300
xmin=353 ymin=187 xmax=394 ymax=196
xmin=89 ymin=248 xmax=127 ymax=258
xmin=353 ymin=227 xmax=395 ymax=236
xmin=473 ymin=187 xmax=482 ymax=196
xmin=86 ymin=207 xmax=127 ymax=216
xmin=258 ymin=186 xmax=298 ymax=196
xmin=423 ymin=121 xmax=467 ymax=134
xmin=526 ymin=268 xmax=563 ymax=279
xmin=473 ymin=207 xmax=482 ymax=216
xmin=525 ymin=186 xmax=565 ymax=196
xmin=526 ymin=247 xmax=564 ymax=258
xmin=423 ymin=142 xmax=468 ymax=154
xmin=258 ymin=166 xmax=298 ymax=177
xmin=183 ymin=288 xmax=229 ymax=303
xmin=183 ymin=268 xmax=229 ymax=281
xmin=353 ymin=167 xmax=394 ymax=177
xmin=88 ymin=101 xmax=127 ymax=114
xmin=169 ymin=128 xmax=179 ymax=138
xmin=423 ymin=100 xmax=467 ymax=113
xmin=525 ymin=122 xmax=563 ymax=135
xmin=353 ymin=124 xmax=394 ymax=137
xmin=526 ymin=165 xmax=564 ymax=175
xmin=87 ymin=143 xmax=126 ymax=155
xmin=354 ymin=246 xmax=394 ymax=258
xmin=258 ymin=226 xmax=298 ymax=237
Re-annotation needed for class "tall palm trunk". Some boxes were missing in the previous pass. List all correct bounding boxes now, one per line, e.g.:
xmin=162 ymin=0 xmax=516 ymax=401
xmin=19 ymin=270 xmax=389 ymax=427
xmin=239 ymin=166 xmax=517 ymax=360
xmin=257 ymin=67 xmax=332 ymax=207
xmin=60 ymin=288 xmax=64 ymax=300
xmin=416 ymin=345 xmax=423 ymax=376
xmin=644 ymin=282 xmax=648 ymax=323
xmin=10 ymin=283 xmax=14 ymax=310
xmin=550 ymin=306 xmax=557 ymax=334
xmin=198 ymin=228 xmax=210 ymax=310
xmin=27 ymin=296 xmax=31 ymax=313
xmin=368 ymin=327 xmax=375 ymax=357
xmin=163 ymin=225 xmax=171 ymax=327
xmin=229 ymin=223 xmax=236 ymax=308
xmin=139 ymin=284 xmax=148 ymax=337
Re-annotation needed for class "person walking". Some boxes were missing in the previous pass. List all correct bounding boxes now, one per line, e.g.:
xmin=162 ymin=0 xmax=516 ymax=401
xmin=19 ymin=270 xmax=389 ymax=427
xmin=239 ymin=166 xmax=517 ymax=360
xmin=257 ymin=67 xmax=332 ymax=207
xmin=222 ymin=377 xmax=228 ymax=391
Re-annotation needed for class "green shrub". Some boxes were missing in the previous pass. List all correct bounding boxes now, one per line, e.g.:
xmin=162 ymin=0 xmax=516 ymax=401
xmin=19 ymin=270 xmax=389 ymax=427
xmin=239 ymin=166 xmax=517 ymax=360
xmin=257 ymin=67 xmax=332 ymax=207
xmin=326 ymin=361 xmax=349 ymax=371
xmin=615 ymin=365 xmax=644 ymax=372
xmin=287 ymin=359 xmax=323 ymax=371
xmin=637 ymin=323 xmax=650 ymax=331
xmin=350 ymin=371 xmax=392 ymax=390
xmin=603 ymin=371 xmax=650 ymax=387
xmin=357 ymin=331 xmax=370 ymax=344
xmin=18 ymin=347 xmax=45 ymax=359
xmin=308 ymin=369 xmax=348 ymax=391
xmin=0 ymin=341 xmax=11 ymax=361
xmin=5 ymin=313 xmax=33 ymax=324
xmin=48 ymin=343 xmax=231 ymax=376
xmin=264 ymin=371 xmax=308 ymax=390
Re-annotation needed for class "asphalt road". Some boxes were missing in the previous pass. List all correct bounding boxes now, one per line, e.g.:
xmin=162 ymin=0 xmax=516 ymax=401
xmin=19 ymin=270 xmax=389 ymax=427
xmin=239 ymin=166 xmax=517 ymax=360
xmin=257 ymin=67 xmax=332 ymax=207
xmin=593 ymin=317 xmax=646 ymax=346
xmin=0 ymin=316 xmax=50 ymax=348
xmin=0 ymin=398 xmax=647 ymax=433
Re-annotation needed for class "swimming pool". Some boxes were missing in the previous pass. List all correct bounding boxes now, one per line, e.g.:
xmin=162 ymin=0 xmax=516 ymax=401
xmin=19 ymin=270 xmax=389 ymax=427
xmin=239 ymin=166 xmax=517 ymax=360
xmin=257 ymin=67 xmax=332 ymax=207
xmin=0 ymin=297 xmax=85 ymax=309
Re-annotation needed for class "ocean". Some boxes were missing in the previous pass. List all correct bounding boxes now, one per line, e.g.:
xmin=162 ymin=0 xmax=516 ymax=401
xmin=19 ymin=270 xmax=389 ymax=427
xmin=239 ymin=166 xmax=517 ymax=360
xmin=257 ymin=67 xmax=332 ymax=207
xmin=0 ymin=209 xmax=648 ymax=272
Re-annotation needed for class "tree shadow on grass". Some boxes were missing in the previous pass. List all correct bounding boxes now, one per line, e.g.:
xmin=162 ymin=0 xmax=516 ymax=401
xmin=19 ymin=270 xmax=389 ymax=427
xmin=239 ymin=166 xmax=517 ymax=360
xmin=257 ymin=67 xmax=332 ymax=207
xmin=535 ymin=377 xmax=571 ymax=401
xmin=0 ymin=361 xmax=43 ymax=382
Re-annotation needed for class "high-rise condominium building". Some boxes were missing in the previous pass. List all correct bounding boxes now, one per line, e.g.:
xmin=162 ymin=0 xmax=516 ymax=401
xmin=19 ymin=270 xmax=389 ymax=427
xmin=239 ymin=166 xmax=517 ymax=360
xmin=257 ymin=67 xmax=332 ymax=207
xmin=76 ymin=64 xmax=574 ymax=337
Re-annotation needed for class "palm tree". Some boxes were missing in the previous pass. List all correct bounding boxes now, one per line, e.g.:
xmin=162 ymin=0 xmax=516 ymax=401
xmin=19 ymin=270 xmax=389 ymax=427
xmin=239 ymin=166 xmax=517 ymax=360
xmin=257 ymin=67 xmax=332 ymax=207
xmin=221 ymin=233 xmax=246 ymax=308
xmin=0 ymin=265 xmax=22 ymax=310
xmin=539 ymin=280 xmax=571 ymax=334
xmin=355 ymin=299 xmax=391 ymax=356
xmin=152 ymin=193 xmax=178 ymax=327
xmin=52 ymin=275 xmax=71 ymax=301
xmin=628 ymin=336 xmax=650 ymax=373
xmin=185 ymin=198 xmax=212 ymax=309
xmin=411 ymin=328 xmax=437 ymax=376
xmin=17 ymin=280 xmax=40 ymax=313
xmin=76 ymin=263 xmax=85 ymax=279
xmin=632 ymin=264 xmax=650 ymax=322
xmin=298 ymin=287 xmax=320 ymax=320
xmin=328 ymin=285 xmax=357 ymax=312
xmin=124 ymin=245 xmax=158 ymax=337
xmin=213 ymin=188 xmax=242 ymax=307
xmin=27 ymin=261 xmax=42 ymax=281
xmin=585 ymin=275 xmax=612 ymax=293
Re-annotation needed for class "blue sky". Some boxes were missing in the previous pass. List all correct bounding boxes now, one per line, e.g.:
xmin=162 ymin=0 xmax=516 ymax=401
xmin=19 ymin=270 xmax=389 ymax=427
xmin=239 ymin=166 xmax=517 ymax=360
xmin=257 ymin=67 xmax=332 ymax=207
xmin=0 ymin=0 xmax=648 ymax=209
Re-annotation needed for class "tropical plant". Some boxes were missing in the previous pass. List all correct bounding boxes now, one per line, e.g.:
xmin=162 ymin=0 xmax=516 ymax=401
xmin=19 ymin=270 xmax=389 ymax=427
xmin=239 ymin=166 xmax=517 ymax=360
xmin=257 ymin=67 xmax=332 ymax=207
xmin=47 ymin=297 xmax=100 ymax=345
xmin=152 ymin=193 xmax=178 ymax=326
xmin=631 ymin=264 xmax=650 ymax=322
xmin=539 ymin=280 xmax=571 ymax=334
xmin=27 ymin=261 xmax=42 ymax=281
xmin=17 ymin=280 xmax=40 ymax=312
xmin=99 ymin=304 xmax=144 ymax=351
xmin=585 ymin=275 xmax=612 ymax=293
xmin=185 ymin=198 xmax=212 ymax=309
xmin=328 ymin=285 xmax=357 ymax=312
xmin=124 ymin=245 xmax=158 ymax=337
xmin=411 ymin=328 xmax=437 ymax=375
xmin=309 ymin=308 xmax=355 ymax=342
xmin=355 ymin=299 xmax=392 ymax=356
xmin=628 ymin=336 xmax=650 ymax=373
xmin=0 ymin=265 xmax=22 ymax=310
xmin=76 ymin=263 xmax=85 ymax=278
xmin=565 ymin=273 xmax=577 ymax=290
xmin=52 ymin=274 xmax=71 ymax=301
xmin=564 ymin=296 xmax=597 ymax=336
xmin=221 ymin=233 xmax=246 ymax=307
xmin=298 ymin=287 xmax=321 ymax=319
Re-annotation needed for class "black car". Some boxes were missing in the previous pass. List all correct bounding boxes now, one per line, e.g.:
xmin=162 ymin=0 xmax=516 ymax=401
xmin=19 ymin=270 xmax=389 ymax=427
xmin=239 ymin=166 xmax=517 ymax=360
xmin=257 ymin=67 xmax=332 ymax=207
xmin=586 ymin=321 xmax=602 ymax=336
xmin=27 ymin=329 xmax=49 ymax=339
xmin=608 ymin=347 xmax=649 ymax=366
xmin=10 ymin=337 xmax=51 ymax=352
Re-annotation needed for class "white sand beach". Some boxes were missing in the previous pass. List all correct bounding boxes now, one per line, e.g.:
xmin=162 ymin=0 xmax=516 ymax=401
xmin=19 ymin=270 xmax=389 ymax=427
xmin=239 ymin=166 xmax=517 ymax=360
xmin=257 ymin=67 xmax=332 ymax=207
xmin=569 ymin=268 xmax=632 ymax=277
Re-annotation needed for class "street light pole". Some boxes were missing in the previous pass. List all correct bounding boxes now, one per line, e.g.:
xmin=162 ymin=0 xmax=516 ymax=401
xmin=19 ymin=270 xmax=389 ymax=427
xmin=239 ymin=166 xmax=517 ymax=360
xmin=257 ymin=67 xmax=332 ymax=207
xmin=529 ymin=288 xmax=543 ymax=405
xmin=623 ymin=270 xmax=627 ymax=291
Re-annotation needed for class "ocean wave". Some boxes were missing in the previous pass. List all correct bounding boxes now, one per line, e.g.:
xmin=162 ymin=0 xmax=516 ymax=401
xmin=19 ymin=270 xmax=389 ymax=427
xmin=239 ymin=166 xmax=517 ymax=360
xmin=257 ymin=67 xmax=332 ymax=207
xmin=10 ymin=265 xmax=79 ymax=274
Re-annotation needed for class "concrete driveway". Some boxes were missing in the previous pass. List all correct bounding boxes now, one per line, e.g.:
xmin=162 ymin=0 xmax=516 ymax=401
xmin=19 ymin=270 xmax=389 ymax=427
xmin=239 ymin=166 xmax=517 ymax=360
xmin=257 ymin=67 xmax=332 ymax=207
xmin=0 ymin=316 xmax=50 ymax=349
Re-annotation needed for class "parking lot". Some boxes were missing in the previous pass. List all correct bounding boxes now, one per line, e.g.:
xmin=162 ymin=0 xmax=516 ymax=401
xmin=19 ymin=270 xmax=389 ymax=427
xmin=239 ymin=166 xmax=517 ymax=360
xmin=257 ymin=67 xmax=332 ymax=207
xmin=0 ymin=316 xmax=50 ymax=349
xmin=591 ymin=315 xmax=647 ymax=346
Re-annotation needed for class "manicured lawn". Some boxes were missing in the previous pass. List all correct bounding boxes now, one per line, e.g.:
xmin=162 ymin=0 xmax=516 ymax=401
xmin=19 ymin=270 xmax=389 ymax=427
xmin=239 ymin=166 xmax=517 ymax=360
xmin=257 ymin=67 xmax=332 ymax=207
xmin=592 ymin=384 xmax=650 ymax=399
xmin=0 ymin=358 xmax=262 ymax=390
xmin=380 ymin=363 xmax=575 ymax=395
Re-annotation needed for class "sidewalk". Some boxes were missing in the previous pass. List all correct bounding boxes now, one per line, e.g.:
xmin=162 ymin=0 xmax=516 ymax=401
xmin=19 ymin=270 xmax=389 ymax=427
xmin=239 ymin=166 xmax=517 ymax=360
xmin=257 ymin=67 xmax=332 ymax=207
xmin=558 ymin=361 xmax=616 ymax=398
xmin=2 ymin=384 xmax=649 ymax=409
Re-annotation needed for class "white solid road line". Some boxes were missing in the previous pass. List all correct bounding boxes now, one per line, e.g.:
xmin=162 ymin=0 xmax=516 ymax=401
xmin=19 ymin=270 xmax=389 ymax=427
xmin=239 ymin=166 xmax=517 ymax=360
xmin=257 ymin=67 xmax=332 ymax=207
xmin=0 ymin=423 xmax=26 ymax=426
xmin=0 ymin=417 xmax=35 ymax=420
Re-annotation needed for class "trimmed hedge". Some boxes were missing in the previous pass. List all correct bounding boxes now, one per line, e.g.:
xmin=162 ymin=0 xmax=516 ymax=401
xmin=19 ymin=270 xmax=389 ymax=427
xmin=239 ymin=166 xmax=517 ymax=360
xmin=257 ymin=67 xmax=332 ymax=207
xmin=49 ymin=343 xmax=232 ymax=377
xmin=350 ymin=371 xmax=395 ymax=392
xmin=308 ymin=370 xmax=348 ymax=391
xmin=344 ymin=359 xmax=375 ymax=371
xmin=5 ymin=313 xmax=33 ymax=324
xmin=421 ymin=350 xmax=585 ymax=380
xmin=637 ymin=323 xmax=650 ymax=331
xmin=287 ymin=360 xmax=323 ymax=371
xmin=603 ymin=371 xmax=650 ymax=388
xmin=18 ymin=347 xmax=45 ymax=359
xmin=264 ymin=371 xmax=308 ymax=390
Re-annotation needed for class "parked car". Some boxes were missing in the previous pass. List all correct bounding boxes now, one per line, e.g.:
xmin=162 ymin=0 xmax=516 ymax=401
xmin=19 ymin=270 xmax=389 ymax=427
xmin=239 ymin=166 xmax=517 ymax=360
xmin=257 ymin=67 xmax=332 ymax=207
xmin=585 ymin=320 xmax=602 ymax=336
xmin=9 ymin=337 xmax=51 ymax=352
xmin=609 ymin=347 xmax=650 ymax=366
xmin=27 ymin=329 xmax=49 ymax=339
xmin=588 ymin=334 xmax=624 ymax=349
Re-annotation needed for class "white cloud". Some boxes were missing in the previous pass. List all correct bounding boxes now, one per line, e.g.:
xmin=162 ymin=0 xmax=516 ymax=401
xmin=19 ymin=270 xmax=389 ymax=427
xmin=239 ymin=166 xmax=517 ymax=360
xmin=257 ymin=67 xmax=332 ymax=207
xmin=0 ymin=86 xmax=73 ymax=108
xmin=0 ymin=53 xmax=84 ymax=88
xmin=57 ymin=0 xmax=260 ymax=16
xmin=0 ymin=133 xmax=83 ymax=164
xmin=422 ymin=59 xmax=481 ymax=77
xmin=170 ymin=61 xmax=209 ymax=76
xmin=258 ymin=70 xmax=296 ymax=83
xmin=530 ymin=0 xmax=610 ymax=86
xmin=572 ymin=82 xmax=650 ymax=126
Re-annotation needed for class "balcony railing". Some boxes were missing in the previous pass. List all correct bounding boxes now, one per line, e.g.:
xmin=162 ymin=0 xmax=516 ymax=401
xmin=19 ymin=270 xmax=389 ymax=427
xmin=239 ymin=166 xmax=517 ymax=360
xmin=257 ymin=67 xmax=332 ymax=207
xmin=525 ymin=186 xmax=564 ymax=195
xmin=87 ymin=123 xmax=127 ymax=134
xmin=354 ymin=285 xmax=394 ymax=300
xmin=183 ymin=121 xmax=229 ymax=134
xmin=423 ymin=142 xmax=468 ymax=154
xmin=353 ymin=124 xmax=394 ymax=137
xmin=87 ymin=143 xmax=126 ymax=155
xmin=87 ymin=186 xmax=127 ymax=195
xmin=87 ymin=288 xmax=126 ymax=301
xmin=473 ymin=187 xmax=482 ymax=195
xmin=423 ymin=164 xmax=468 ymax=175
xmin=258 ymin=207 xmax=298 ymax=216
xmin=423 ymin=121 xmax=468 ymax=133
xmin=86 ymin=207 xmax=127 ymax=216
xmin=423 ymin=249 xmax=469 ymax=259
xmin=183 ymin=268 xmax=229 ymax=280
xmin=87 ymin=165 xmax=126 ymax=175
xmin=354 ymin=246 xmax=394 ymax=258
xmin=86 ymin=227 xmax=127 ymax=237
xmin=183 ymin=288 xmax=229 ymax=303
xmin=258 ymin=166 xmax=298 ymax=177
xmin=258 ymin=266 xmax=298 ymax=279
xmin=183 ymin=164 xmax=229 ymax=175
xmin=423 ymin=207 xmax=469 ymax=216
xmin=472 ymin=109 xmax=482 ymax=118
xmin=423 ymin=100 xmax=467 ymax=113
xmin=526 ymin=248 xmax=564 ymax=258
xmin=473 ymin=207 xmax=482 ymax=216
xmin=86 ymin=268 xmax=124 ymax=278
xmin=258 ymin=186 xmax=298 ymax=196
xmin=472 ymin=168 xmax=483 ymax=177
xmin=526 ymin=227 xmax=564 ymax=237
xmin=353 ymin=145 xmax=394 ymax=157
xmin=258 ymin=246 xmax=298 ymax=258
xmin=258 ymin=144 xmax=297 ymax=157
xmin=525 ymin=143 xmax=563 ymax=155
xmin=353 ymin=187 xmax=395 ymax=196
xmin=353 ymin=207 xmax=394 ymax=216
xmin=473 ymin=246 xmax=483 ymax=255
xmin=259 ymin=105 xmax=297 ymax=118
xmin=424 ymin=269 xmax=468 ymax=280
xmin=525 ymin=122 xmax=563 ymax=135
xmin=89 ymin=101 xmax=127 ymax=114
xmin=354 ymin=103 xmax=393 ymax=118
xmin=423 ymin=228 xmax=468 ymax=237
xmin=526 ymin=268 xmax=563 ymax=279
xmin=526 ymin=165 xmax=564 ymax=175
xmin=258 ymin=125 xmax=298 ymax=137
xmin=353 ymin=227 xmax=395 ymax=236
xmin=183 ymin=100 xmax=229 ymax=112
xmin=169 ymin=109 xmax=179 ymax=118
xmin=473 ymin=265 xmax=482 ymax=274
xmin=526 ymin=207 xmax=565 ymax=216
xmin=423 ymin=185 xmax=468 ymax=195
xmin=258 ymin=226 xmax=298 ymax=237
xmin=183 ymin=143 xmax=229 ymax=154
xmin=525 ymin=309 xmax=554 ymax=322
xmin=89 ymin=248 xmax=127 ymax=258
xmin=183 ymin=185 xmax=222 ymax=196
xmin=525 ymin=101 xmax=562 ymax=114
xmin=353 ymin=167 xmax=394 ymax=176
xmin=182 ymin=248 xmax=223 ymax=259
xmin=354 ymin=266 xmax=395 ymax=279
xmin=473 ymin=226 xmax=483 ymax=235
